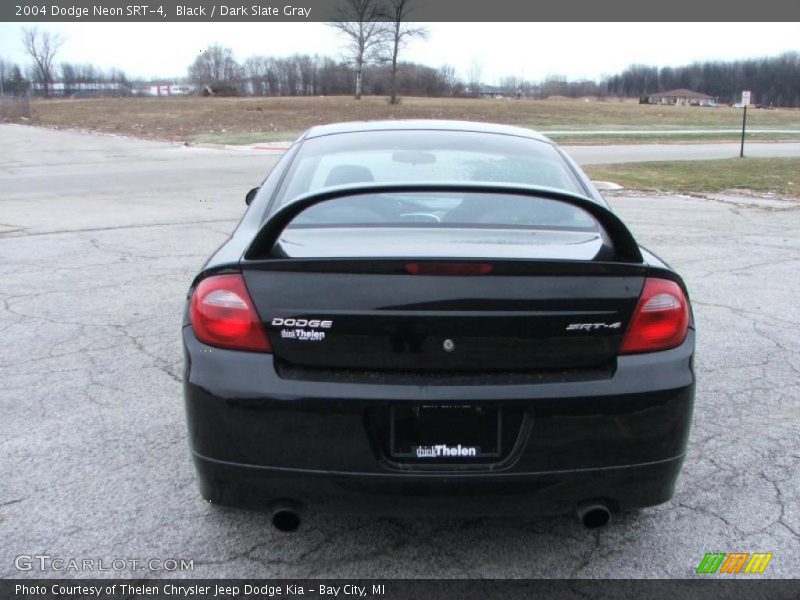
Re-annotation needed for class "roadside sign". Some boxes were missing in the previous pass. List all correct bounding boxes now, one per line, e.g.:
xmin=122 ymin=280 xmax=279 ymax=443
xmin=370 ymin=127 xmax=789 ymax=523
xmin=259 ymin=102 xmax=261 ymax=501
xmin=740 ymin=93 xmax=749 ymax=157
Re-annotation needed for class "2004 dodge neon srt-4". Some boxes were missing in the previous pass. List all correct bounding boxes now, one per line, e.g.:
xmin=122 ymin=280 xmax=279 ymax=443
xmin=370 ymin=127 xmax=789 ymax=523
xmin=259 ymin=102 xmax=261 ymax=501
xmin=182 ymin=120 xmax=695 ymax=530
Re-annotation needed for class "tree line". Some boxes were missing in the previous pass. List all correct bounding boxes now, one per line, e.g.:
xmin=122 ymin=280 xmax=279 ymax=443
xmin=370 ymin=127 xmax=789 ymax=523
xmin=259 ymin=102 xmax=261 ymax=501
xmin=2 ymin=28 xmax=130 ymax=97
xmin=0 ymin=57 xmax=131 ymax=96
xmin=606 ymin=53 xmax=800 ymax=106
xmin=3 ymin=21 xmax=799 ymax=107
xmin=187 ymin=46 xmax=464 ymax=98
xmin=188 ymin=49 xmax=800 ymax=107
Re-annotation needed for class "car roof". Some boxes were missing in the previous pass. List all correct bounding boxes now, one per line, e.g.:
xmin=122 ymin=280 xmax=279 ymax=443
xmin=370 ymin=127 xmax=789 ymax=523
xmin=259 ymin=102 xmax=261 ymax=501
xmin=303 ymin=120 xmax=553 ymax=143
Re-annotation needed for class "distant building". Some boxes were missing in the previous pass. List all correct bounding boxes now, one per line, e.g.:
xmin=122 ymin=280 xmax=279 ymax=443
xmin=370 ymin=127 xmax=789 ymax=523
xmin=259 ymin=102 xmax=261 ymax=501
xmin=642 ymin=89 xmax=717 ymax=107
xmin=133 ymin=83 xmax=196 ymax=97
xmin=477 ymin=85 xmax=506 ymax=99
xmin=30 ymin=81 xmax=129 ymax=96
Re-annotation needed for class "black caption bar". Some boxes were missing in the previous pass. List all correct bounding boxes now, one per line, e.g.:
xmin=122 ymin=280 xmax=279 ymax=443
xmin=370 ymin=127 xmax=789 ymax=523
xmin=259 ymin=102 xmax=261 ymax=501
xmin=4 ymin=580 xmax=800 ymax=600
xmin=2 ymin=0 xmax=798 ymax=21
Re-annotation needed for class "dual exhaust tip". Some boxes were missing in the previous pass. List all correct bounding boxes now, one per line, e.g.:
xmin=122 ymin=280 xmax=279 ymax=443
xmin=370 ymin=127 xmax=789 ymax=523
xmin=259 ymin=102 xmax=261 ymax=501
xmin=576 ymin=501 xmax=613 ymax=529
xmin=268 ymin=500 xmax=613 ymax=531
xmin=270 ymin=500 xmax=302 ymax=532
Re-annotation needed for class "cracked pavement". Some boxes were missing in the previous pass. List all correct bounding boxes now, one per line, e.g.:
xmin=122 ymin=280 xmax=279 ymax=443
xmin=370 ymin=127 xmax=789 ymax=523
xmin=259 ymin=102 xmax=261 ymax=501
xmin=1 ymin=125 xmax=798 ymax=579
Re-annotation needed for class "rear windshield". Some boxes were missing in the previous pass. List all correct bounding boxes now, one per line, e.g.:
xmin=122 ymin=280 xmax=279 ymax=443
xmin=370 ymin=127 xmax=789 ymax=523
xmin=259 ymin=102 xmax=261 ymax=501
xmin=272 ymin=130 xmax=585 ymax=211
xmin=286 ymin=191 xmax=597 ymax=230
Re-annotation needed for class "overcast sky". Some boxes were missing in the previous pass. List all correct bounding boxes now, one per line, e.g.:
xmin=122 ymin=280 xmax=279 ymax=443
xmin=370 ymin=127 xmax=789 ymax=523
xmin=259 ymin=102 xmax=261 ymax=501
xmin=0 ymin=22 xmax=798 ymax=82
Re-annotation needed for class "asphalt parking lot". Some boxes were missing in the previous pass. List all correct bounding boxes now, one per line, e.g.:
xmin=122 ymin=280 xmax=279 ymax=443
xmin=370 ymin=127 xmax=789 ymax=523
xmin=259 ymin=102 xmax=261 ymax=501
xmin=1 ymin=125 xmax=798 ymax=579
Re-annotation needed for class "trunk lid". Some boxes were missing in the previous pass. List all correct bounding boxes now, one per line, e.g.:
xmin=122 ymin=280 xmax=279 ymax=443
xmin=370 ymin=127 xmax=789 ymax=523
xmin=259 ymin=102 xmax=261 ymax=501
xmin=242 ymin=256 xmax=644 ymax=373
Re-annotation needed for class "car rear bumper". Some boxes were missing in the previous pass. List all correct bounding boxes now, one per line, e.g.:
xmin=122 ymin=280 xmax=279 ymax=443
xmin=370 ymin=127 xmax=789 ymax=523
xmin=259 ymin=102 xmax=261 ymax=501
xmin=192 ymin=451 xmax=685 ymax=516
xmin=182 ymin=327 xmax=695 ymax=515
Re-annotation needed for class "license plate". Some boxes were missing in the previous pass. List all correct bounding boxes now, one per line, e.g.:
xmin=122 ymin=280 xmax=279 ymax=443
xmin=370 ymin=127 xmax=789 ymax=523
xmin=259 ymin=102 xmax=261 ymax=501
xmin=390 ymin=404 xmax=502 ymax=460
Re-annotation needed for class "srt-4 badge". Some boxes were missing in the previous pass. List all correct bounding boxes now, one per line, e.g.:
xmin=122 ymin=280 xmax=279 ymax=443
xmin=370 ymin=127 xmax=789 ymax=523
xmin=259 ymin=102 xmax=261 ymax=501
xmin=566 ymin=322 xmax=622 ymax=331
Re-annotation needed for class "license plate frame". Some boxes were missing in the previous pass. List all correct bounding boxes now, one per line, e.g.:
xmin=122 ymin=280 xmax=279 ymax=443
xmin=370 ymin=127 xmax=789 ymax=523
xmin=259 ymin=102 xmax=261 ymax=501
xmin=389 ymin=404 xmax=503 ymax=460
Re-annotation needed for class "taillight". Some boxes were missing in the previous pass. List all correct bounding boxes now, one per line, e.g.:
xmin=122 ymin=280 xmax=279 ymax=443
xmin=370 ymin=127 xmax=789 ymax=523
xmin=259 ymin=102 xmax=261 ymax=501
xmin=619 ymin=278 xmax=689 ymax=354
xmin=189 ymin=274 xmax=271 ymax=352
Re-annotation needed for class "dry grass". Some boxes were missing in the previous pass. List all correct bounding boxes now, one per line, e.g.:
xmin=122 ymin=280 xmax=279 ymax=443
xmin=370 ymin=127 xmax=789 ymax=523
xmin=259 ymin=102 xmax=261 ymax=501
xmin=585 ymin=157 xmax=800 ymax=197
xmin=0 ymin=96 xmax=32 ymax=120
xmin=26 ymin=95 xmax=800 ymax=144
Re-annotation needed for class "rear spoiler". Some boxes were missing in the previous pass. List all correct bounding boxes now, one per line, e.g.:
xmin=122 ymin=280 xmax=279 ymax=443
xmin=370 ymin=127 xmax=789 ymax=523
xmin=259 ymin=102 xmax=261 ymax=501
xmin=244 ymin=182 xmax=644 ymax=263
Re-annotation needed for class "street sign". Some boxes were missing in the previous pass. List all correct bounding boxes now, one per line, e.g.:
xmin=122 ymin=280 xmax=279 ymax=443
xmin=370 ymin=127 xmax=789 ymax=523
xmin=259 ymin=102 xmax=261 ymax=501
xmin=740 ymin=92 xmax=750 ymax=157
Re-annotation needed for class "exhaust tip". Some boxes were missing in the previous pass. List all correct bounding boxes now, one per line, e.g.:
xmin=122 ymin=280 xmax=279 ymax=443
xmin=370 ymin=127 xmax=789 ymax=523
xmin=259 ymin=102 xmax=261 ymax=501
xmin=269 ymin=500 xmax=303 ymax=532
xmin=272 ymin=509 xmax=301 ymax=532
xmin=576 ymin=502 xmax=612 ymax=529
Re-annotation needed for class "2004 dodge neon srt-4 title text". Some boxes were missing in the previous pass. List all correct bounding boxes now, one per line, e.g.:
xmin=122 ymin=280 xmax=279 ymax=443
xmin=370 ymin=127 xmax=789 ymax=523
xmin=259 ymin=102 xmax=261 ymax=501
xmin=20 ymin=4 xmax=311 ymax=17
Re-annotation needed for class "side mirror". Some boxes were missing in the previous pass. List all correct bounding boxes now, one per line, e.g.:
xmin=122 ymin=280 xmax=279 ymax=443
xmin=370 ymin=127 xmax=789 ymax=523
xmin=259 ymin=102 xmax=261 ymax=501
xmin=245 ymin=187 xmax=259 ymax=206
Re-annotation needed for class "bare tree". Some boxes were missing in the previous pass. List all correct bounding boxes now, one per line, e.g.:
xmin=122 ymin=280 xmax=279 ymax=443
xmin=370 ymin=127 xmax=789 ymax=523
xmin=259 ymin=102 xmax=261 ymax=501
xmin=381 ymin=0 xmax=427 ymax=104
xmin=466 ymin=60 xmax=482 ymax=96
xmin=328 ymin=0 xmax=388 ymax=99
xmin=21 ymin=27 xmax=63 ymax=98
xmin=244 ymin=56 xmax=270 ymax=95
xmin=188 ymin=45 xmax=243 ymax=94
xmin=60 ymin=62 xmax=76 ymax=95
xmin=277 ymin=57 xmax=300 ymax=95
xmin=297 ymin=55 xmax=319 ymax=95
xmin=438 ymin=64 xmax=456 ymax=90
xmin=0 ymin=58 xmax=7 ymax=96
xmin=500 ymin=76 xmax=521 ymax=98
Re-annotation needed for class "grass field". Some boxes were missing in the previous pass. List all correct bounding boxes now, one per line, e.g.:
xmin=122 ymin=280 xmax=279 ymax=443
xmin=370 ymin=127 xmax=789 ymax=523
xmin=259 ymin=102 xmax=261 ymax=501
xmin=23 ymin=95 xmax=800 ymax=145
xmin=584 ymin=157 xmax=800 ymax=197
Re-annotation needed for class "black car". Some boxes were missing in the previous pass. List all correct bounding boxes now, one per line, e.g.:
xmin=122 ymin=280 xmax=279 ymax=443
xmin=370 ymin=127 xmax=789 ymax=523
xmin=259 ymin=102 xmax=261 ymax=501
xmin=182 ymin=121 xmax=695 ymax=530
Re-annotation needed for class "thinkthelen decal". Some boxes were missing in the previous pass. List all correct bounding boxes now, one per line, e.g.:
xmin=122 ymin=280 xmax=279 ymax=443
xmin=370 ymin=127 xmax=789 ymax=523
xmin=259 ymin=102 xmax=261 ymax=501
xmin=414 ymin=444 xmax=479 ymax=458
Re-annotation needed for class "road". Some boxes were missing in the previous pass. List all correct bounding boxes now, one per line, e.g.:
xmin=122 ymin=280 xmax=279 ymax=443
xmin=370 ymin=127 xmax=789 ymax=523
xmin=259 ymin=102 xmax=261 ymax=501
xmin=564 ymin=141 xmax=800 ymax=165
xmin=227 ymin=137 xmax=800 ymax=166
xmin=546 ymin=129 xmax=800 ymax=135
xmin=1 ymin=125 xmax=799 ymax=578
